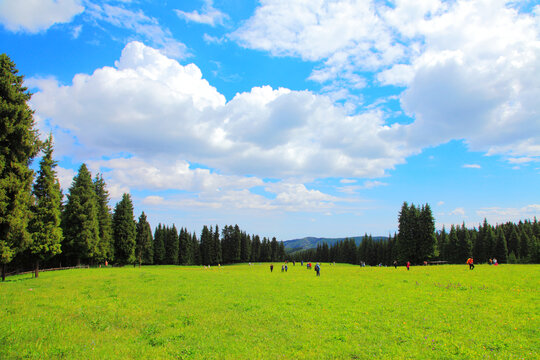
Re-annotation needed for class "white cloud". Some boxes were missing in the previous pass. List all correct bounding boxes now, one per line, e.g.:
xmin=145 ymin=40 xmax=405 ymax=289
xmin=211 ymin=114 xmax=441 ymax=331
xmin=175 ymin=0 xmax=229 ymax=27
xmin=0 ymin=0 xmax=83 ymax=33
xmin=450 ymin=207 xmax=466 ymax=216
xmin=230 ymin=0 xmax=540 ymax=163
xmin=477 ymin=204 xmax=540 ymax=224
xmin=86 ymin=3 xmax=189 ymax=59
xmin=463 ymin=164 xmax=481 ymax=169
xmin=437 ymin=201 xmax=444 ymax=206
xmin=30 ymin=41 xmax=416 ymax=181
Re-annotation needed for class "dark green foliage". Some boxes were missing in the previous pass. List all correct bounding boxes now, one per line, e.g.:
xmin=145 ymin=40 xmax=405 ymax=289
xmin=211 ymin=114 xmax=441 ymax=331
xmin=135 ymin=212 xmax=153 ymax=265
xmin=191 ymin=232 xmax=201 ymax=265
xmin=179 ymin=228 xmax=192 ymax=265
xmin=212 ymin=225 xmax=222 ymax=265
xmin=456 ymin=224 xmax=472 ymax=263
xmin=164 ymin=225 xmax=179 ymax=265
xmin=494 ymin=227 xmax=508 ymax=263
xmin=153 ymin=224 xmax=165 ymax=265
xmin=94 ymin=174 xmax=114 ymax=263
xmin=250 ymin=235 xmax=261 ymax=262
xmin=0 ymin=54 xmax=41 ymax=278
xmin=29 ymin=135 xmax=62 ymax=275
xmin=112 ymin=193 xmax=136 ymax=265
xmin=396 ymin=202 xmax=436 ymax=264
xmin=62 ymin=164 xmax=99 ymax=265
xmin=200 ymin=225 xmax=213 ymax=265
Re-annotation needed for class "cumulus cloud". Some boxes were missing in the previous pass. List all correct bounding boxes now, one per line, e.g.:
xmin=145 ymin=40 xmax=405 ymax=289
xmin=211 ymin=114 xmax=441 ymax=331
xmin=231 ymin=0 xmax=540 ymax=162
xmin=175 ymin=0 xmax=229 ymax=27
xmin=0 ymin=0 xmax=83 ymax=33
xmin=30 ymin=41 xmax=415 ymax=181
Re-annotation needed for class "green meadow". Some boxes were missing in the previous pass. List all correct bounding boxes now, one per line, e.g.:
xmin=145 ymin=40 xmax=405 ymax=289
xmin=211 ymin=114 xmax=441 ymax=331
xmin=1 ymin=264 xmax=538 ymax=359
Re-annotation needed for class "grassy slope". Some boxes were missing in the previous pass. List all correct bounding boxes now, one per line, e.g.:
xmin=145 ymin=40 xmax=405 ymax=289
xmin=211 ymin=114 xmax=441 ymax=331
xmin=1 ymin=264 xmax=538 ymax=359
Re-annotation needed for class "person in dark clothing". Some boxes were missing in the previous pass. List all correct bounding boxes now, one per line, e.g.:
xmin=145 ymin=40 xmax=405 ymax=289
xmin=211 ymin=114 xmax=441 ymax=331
xmin=314 ymin=263 xmax=321 ymax=276
xmin=406 ymin=261 xmax=410 ymax=271
xmin=270 ymin=264 xmax=273 ymax=272
xmin=393 ymin=260 xmax=397 ymax=269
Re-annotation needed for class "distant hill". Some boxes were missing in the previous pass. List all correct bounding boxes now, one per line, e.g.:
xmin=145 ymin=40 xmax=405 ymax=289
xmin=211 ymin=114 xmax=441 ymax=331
xmin=283 ymin=236 xmax=388 ymax=253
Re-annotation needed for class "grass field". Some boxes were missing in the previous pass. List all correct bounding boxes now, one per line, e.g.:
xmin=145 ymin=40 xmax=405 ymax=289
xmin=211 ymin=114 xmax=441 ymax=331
xmin=1 ymin=263 xmax=539 ymax=359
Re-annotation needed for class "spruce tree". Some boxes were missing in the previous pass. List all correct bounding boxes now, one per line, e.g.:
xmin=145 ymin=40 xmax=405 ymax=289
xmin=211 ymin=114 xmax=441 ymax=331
xmin=200 ymin=225 xmax=212 ymax=265
xmin=164 ymin=225 xmax=179 ymax=265
xmin=251 ymin=235 xmax=261 ymax=262
xmin=507 ymin=226 xmax=520 ymax=258
xmin=62 ymin=164 xmax=99 ymax=266
xmin=0 ymin=54 xmax=41 ymax=280
xmin=494 ymin=227 xmax=508 ymax=263
xmin=112 ymin=193 xmax=136 ymax=265
xmin=94 ymin=174 xmax=114 ymax=263
xmin=456 ymin=223 xmax=473 ymax=263
xmin=417 ymin=204 xmax=437 ymax=261
xmin=135 ymin=212 xmax=153 ymax=266
xmin=153 ymin=224 xmax=165 ymax=265
xmin=212 ymin=225 xmax=222 ymax=265
xmin=192 ymin=232 xmax=201 ymax=265
xmin=29 ymin=134 xmax=62 ymax=277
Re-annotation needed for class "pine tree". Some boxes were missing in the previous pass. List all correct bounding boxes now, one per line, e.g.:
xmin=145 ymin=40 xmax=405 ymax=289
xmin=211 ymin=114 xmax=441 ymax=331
xmin=270 ymin=237 xmax=279 ymax=262
xmin=29 ymin=134 xmax=62 ymax=277
xmin=200 ymin=225 xmax=212 ymax=265
xmin=251 ymin=235 xmax=261 ymax=262
xmin=112 ymin=193 xmax=136 ymax=265
xmin=212 ymin=225 xmax=222 ymax=265
xmin=456 ymin=223 xmax=472 ymax=263
xmin=507 ymin=226 xmax=520 ymax=258
xmin=179 ymin=228 xmax=192 ymax=265
xmin=164 ymin=225 xmax=179 ymax=265
xmin=62 ymin=164 xmax=99 ymax=266
xmin=494 ymin=227 xmax=508 ymax=263
xmin=417 ymin=204 xmax=437 ymax=262
xmin=94 ymin=174 xmax=114 ymax=263
xmin=135 ymin=212 xmax=153 ymax=266
xmin=153 ymin=224 xmax=165 ymax=265
xmin=0 ymin=54 xmax=41 ymax=280
xmin=192 ymin=232 xmax=201 ymax=265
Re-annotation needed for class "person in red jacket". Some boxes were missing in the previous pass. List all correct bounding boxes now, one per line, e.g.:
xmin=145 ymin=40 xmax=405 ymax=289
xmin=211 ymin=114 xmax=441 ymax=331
xmin=467 ymin=258 xmax=474 ymax=270
xmin=406 ymin=261 xmax=410 ymax=271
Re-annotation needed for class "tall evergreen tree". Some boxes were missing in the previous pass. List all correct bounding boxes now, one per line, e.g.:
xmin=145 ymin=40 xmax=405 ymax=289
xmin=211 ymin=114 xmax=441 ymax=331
xmin=0 ymin=54 xmax=41 ymax=280
xmin=417 ymin=204 xmax=437 ymax=261
xmin=200 ymin=225 xmax=212 ymax=265
xmin=112 ymin=193 xmax=136 ymax=265
xmin=212 ymin=225 xmax=222 ymax=265
xmin=153 ymin=224 xmax=165 ymax=265
xmin=456 ymin=223 xmax=472 ymax=263
xmin=29 ymin=134 xmax=62 ymax=277
xmin=62 ymin=164 xmax=99 ymax=266
xmin=494 ymin=227 xmax=508 ymax=263
xmin=192 ymin=232 xmax=201 ymax=265
xmin=251 ymin=235 xmax=261 ymax=262
xmin=179 ymin=228 xmax=192 ymax=265
xmin=94 ymin=174 xmax=114 ymax=263
xmin=135 ymin=212 xmax=153 ymax=266
xmin=164 ymin=225 xmax=179 ymax=265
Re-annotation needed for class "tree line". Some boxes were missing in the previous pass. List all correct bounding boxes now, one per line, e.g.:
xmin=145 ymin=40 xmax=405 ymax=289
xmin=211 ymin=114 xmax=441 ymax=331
xmin=291 ymin=202 xmax=540 ymax=265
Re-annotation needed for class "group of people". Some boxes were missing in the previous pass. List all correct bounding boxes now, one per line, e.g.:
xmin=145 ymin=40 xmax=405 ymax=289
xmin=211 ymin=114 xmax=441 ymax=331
xmin=270 ymin=262 xmax=321 ymax=276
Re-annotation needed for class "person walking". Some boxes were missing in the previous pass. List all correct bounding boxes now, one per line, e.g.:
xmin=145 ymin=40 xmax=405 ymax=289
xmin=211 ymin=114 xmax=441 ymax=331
xmin=393 ymin=260 xmax=397 ymax=269
xmin=270 ymin=264 xmax=273 ymax=272
xmin=467 ymin=257 xmax=474 ymax=270
xmin=406 ymin=261 xmax=410 ymax=271
xmin=314 ymin=263 xmax=321 ymax=276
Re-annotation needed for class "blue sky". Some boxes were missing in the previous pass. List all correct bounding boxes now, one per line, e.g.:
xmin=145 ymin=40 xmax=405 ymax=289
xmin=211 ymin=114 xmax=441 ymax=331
xmin=1 ymin=0 xmax=539 ymax=240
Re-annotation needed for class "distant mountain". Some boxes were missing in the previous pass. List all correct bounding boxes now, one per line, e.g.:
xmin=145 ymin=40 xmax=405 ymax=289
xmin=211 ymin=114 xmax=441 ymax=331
xmin=283 ymin=236 xmax=388 ymax=253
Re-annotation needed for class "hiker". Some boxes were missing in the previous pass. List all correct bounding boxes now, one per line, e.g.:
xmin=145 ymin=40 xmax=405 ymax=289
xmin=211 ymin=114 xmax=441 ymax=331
xmin=281 ymin=265 xmax=284 ymax=272
xmin=466 ymin=257 xmax=474 ymax=270
xmin=393 ymin=260 xmax=397 ymax=269
xmin=406 ymin=261 xmax=410 ymax=271
xmin=315 ymin=263 xmax=321 ymax=276
xmin=493 ymin=258 xmax=498 ymax=266
xmin=285 ymin=264 xmax=288 ymax=272
xmin=270 ymin=264 xmax=274 ymax=272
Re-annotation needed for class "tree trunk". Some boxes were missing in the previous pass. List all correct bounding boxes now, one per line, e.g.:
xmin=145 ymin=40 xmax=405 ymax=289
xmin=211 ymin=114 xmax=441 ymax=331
xmin=34 ymin=259 xmax=40 ymax=278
